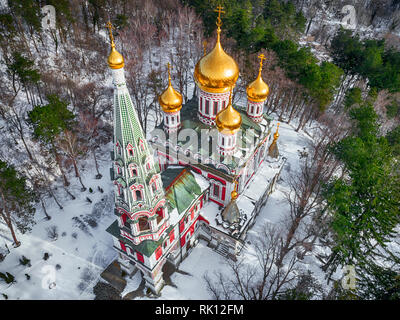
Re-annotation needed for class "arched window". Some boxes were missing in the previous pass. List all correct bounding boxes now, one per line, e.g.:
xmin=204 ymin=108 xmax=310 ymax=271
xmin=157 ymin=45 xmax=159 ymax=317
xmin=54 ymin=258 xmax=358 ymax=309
xmin=138 ymin=216 xmax=150 ymax=232
xmin=130 ymin=166 xmax=138 ymax=177
xmin=116 ymin=142 xmax=121 ymax=155
xmin=151 ymin=182 xmax=157 ymax=195
xmin=115 ymin=164 xmax=121 ymax=175
xmin=135 ymin=190 xmax=143 ymax=201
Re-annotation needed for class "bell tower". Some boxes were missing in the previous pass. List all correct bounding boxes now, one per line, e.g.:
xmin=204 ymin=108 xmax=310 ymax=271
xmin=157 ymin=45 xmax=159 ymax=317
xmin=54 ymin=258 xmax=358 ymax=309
xmin=106 ymin=22 xmax=170 ymax=294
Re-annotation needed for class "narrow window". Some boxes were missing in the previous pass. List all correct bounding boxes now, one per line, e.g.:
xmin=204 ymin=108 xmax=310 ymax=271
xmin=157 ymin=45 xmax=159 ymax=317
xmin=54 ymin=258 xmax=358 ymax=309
xmin=213 ymin=184 xmax=219 ymax=197
xmin=205 ymin=100 xmax=210 ymax=115
xmin=135 ymin=190 xmax=142 ymax=201
xmin=213 ymin=101 xmax=218 ymax=115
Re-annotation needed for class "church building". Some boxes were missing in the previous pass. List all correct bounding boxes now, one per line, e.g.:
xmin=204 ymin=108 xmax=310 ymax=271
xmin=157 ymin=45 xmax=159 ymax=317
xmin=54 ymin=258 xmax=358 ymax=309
xmin=105 ymin=8 xmax=286 ymax=294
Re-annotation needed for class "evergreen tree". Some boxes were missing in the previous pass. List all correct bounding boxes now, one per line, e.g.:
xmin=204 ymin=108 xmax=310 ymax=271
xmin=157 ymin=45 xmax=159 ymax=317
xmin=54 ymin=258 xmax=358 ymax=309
xmin=386 ymin=125 xmax=400 ymax=156
xmin=6 ymin=51 xmax=41 ymax=104
xmin=355 ymin=261 xmax=400 ymax=300
xmin=0 ymin=161 xmax=36 ymax=247
xmin=27 ymin=94 xmax=75 ymax=186
xmin=343 ymin=87 xmax=363 ymax=110
xmin=322 ymin=104 xmax=400 ymax=277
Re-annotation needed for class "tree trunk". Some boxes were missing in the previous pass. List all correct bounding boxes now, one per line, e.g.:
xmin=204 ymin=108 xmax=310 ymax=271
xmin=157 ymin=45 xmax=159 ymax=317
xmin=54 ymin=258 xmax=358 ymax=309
xmin=93 ymin=148 xmax=102 ymax=179
xmin=40 ymin=197 xmax=51 ymax=220
xmin=296 ymin=106 xmax=308 ymax=132
xmin=52 ymin=143 xmax=69 ymax=186
xmin=0 ymin=191 xmax=20 ymax=247
xmin=48 ymin=187 xmax=63 ymax=210
xmin=72 ymin=159 xmax=86 ymax=191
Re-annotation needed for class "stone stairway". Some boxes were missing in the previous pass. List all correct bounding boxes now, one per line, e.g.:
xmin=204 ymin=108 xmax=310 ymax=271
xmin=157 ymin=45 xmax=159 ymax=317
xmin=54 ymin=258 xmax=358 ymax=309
xmin=214 ymin=242 xmax=230 ymax=258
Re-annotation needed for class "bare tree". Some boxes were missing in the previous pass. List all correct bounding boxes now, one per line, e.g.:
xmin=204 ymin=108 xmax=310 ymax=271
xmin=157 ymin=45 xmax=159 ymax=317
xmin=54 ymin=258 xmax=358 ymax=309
xmin=280 ymin=114 xmax=348 ymax=265
xmin=57 ymin=130 xmax=88 ymax=191
xmin=204 ymin=224 xmax=299 ymax=300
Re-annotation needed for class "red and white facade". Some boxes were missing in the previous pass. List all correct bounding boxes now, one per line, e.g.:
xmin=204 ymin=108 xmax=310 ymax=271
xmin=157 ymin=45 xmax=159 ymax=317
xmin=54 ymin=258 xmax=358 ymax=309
xmin=246 ymin=99 xmax=264 ymax=122
xmin=198 ymin=89 xmax=230 ymax=125
xmin=163 ymin=110 xmax=181 ymax=134
xmin=217 ymin=131 xmax=237 ymax=156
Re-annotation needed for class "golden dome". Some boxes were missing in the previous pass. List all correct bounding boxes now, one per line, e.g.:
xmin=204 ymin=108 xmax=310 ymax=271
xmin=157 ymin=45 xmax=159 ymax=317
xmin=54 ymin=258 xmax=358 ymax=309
xmin=216 ymin=90 xmax=242 ymax=135
xmin=246 ymin=54 xmax=269 ymax=102
xmin=159 ymin=63 xmax=183 ymax=113
xmin=273 ymin=123 xmax=280 ymax=141
xmin=108 ymin=43 xmax=124 ymax=69
xmin=106 ymin=22 xmax=124 ymax=69
xmin=231 ymin=179 xmax=239 ymax=200
xmin=231 ymin=190 xmax=238 ymax=200
xmin=194 ymin=15 xmax=239 ymax=93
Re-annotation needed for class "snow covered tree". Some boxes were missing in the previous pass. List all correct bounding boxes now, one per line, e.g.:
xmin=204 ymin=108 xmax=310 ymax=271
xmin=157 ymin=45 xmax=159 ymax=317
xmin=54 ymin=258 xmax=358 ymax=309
xmin=0 ymin=160 xmax=35 ymax=247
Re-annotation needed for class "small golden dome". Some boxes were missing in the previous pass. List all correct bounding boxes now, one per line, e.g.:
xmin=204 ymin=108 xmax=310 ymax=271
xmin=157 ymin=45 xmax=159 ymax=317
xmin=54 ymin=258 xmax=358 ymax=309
xmin=106 ymin=22 xmax=124 ymax=69
xmin=247 ymin=54 xmax=269 ymax=102
xmin=216 ymin=90 xmax=242 ymax=135
xmin=159 ymin=64 xmax=182 ymax=113
xmin=273 ymin=123 xmax=280 ymax=141
xmin=108 ymin=43 xmax=124 ymax=69
xmin=231 ymin=179 xmax=239 ymax=200
xmin=194 ymin=27 xmax=239 ymax=93
xmin=231 ymin=190 xmax=238 ymax=200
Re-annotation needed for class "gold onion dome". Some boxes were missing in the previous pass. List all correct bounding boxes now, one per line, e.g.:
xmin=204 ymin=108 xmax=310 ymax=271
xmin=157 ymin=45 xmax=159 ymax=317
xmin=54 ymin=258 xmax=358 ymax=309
xmin=216 ymin=90 xmax=242 ymax=135
xmin=231 ymin=180 xmax=239 ymax=200
xmin=106 ymin=21 xmax=124 ymax=69
xmin=273 ymin=122 xmax=280 ymax=141
xmin=247 ymin=54 xmax=269 ymax=102
xmin=194 ymin=7 xmax=239 ymax=94
xmin=159 ymin=63 xmax=183 ymax=113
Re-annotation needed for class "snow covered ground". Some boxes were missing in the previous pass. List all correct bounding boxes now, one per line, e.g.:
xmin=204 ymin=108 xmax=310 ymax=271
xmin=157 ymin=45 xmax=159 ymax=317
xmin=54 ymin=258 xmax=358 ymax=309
xmin=0 ymin=116 xmax=327 ymax=300
xmin=0 ymin=143 xmax=118 ymax=300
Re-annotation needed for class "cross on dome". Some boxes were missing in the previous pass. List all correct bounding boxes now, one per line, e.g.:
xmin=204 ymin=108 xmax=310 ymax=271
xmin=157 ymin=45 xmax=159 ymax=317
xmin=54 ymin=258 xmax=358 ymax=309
xmin=106 ymin=21 xmax=115 ymax=45
xmin=214 ymin=5 xmax=225 ymax=28
xmin=258 ymin=53 xmax=266 ymax=72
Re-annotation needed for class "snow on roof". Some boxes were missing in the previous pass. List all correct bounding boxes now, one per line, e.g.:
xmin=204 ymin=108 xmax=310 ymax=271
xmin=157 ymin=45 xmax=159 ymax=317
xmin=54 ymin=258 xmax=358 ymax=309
xmin=168 ymin=207 xmax=180 ymax=226
xmin=242 ymin=158 xmax=284 ymax=202
xmin=191 ymin=171 xmax=210 ymax=192
xmin=199 ymin=201 xmax=221 ymax=227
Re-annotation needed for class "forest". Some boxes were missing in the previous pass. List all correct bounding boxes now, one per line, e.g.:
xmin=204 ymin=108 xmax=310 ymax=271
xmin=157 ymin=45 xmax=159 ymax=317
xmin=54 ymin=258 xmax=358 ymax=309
xmin=0 ymin=0 xmax=399 ymax=300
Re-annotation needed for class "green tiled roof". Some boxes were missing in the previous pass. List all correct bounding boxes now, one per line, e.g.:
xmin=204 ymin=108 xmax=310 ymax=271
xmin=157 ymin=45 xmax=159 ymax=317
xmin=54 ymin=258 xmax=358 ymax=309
xmin=161 ymin=168 xmax=203 ymax=215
